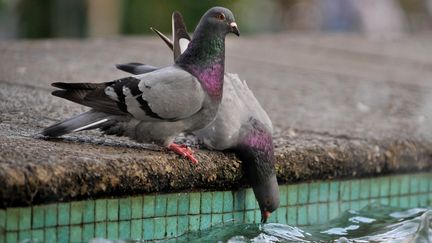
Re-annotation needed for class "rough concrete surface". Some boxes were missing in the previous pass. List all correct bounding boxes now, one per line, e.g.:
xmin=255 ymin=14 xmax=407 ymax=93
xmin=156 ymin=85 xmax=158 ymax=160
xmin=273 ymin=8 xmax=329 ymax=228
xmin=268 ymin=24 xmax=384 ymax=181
xmin=1 ymin=34 xmax=432 ymax=207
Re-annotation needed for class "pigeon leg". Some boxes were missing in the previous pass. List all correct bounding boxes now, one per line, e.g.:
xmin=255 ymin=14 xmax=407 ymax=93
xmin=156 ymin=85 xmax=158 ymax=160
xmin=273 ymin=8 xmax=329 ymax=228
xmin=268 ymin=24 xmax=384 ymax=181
xmin=168 ymin=143 xmax=199 ymax=164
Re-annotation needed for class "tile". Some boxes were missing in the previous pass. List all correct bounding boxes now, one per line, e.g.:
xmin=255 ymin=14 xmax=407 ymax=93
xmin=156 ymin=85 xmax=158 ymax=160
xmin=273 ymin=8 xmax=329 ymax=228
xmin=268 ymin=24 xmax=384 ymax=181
xmin=318 ymin=182 xmax=329 ymax=203
xmin=212 ymin=191 xmax=224 ymax=213
xmin=130 ymin=219 xmax=142 ymax=240
xmin=200 ymin=214 xmax=211 ymax=230
xmin=166 ymin=216 xmax=177 ymax=238
xmin=154 ymin=218 xmax=166 ymax=239
xmin=409 ymin=195 xmax=419 ymax=208
xmin=0 ymin=209 xmax=5 ymax=230
xmin=307 ymin=204 xmax=318 ymax=225
xmin=57 ymin=226 xmax=69 ymax=243
xmin=107 ymin=199 xmax=119 ymax=221
xmin=379 ymin=177 xmax=390 ymax=197
xmin=267 ymin=212 xmax=277 ymax=223
xmin=189 ymin=215 xmax=200 ymax=232
xmin=45 ymin=203 xmax=57 ymax=227
xmin=45 ymin=227 xmax=56 ymax=243
xmin=143 ymin=195 xmax=155 ymax=218
xmin=379 ymin=197 xmax=390 ymax=205
xmin=287 ymin=184 xmax=298 ymax=206
xmin=418 ymin=194 xmax=428 ymax=207
xmin=419 ymin=175 xmax=429 ymax=193
xmin=329 ymin=181 xmax=340 ymax=202
xmin=350 ymin=200 xmax=361 ymax=211
xmin=340 ymin=181 xmax=351 ymax=201
xmin=107 ymin=222 xmax=119 ymax=239
xmin=58 ymin=203 xmax=70 ymax=226
xmin=279 ymin=186 xmax=288 ymax=206
xmin=119 ymin=221 xmax=131 ymax=239
xmin=297 ymin=205 xmax=308 ymax=226
xmin=245 ymin=189 xmax=256 ymax=210
xmin=212 ymin=214 xmax=223 ymax=225
xmin=70 ymin=225 xmax=82 ymax=242
xmin=350 ymin=180 xmax=360 ymax=201
xmin=399 ymin=196 xmax=410 ymax=208
xmin=6 ymin=208 xmax=19 ymax=231
xmin=143 ymin=218 xmax=154 ymax=240
xmin=223 ymin=191 xmax=233 ymax=213
xmin=95 ymin=199 xmax=107 ymax=222
xmin=119 ymin=198 xmax=132 ymax=220
xmin=6 ymin=232 xmax=17 ymax=243
xmin=31 ymin=229 xmax=44 ymax=242
xmin=388 ymin=197 xmax=399 ymax=207
xmin=297 ymin=183 xmax=308 ymax=204
xmin=234 ymin=190 xmax=245 ymax=211
xmin=276 ymin=207 xmax=287 ymax=225
xmin=359 ymin=179 xmax=370 ymax=199
xmin=166 ymin=194 xmax=178 ymax=216
xmin=201 ymin=192 xmax=213 ymax=214
xmin=95 ymin=222 xmax=107 ymax=239
xmin=245 ymin=210 xmax=255 ymax=223
xmin=70 ymin=201 xmax=84 ymax=225
xmin=178 ymin=193 xmax=189 ymax=215
xmin=233 ymin=211 xmax=244 ymax=223
xmin=131 ymin=196 xmax=143 ymax=219
xmin=19 ymin=207 xmax=31 ymax=230
xmin=18 ymin=230 xmax=31 ymax=242
xmin=83 ymin=200 xmax=95 ymax=223
xmin=32 ymin=206 xmax=44 ymax=229
xmin=222 ymin=213 xmax=233 ymax=223
xmin=287 ymin=207 xmax=297 ymax=225
xmin=410 ymin=176 xmax=419 ymax=194
xmin=400 ymin=176 xmax=410 ymax=195
xmin=309 ymin=183 xmax=319 ymax=203
xmin=317 ymin=203 xmax=328 ymax=224
xmin=155 ymin=195 xmax=168 ymax=217
xmin=328 ymin=202 xmax=339 ymax=220
xmin=177 ymin=216 xmax=189 ymax=236
xmin=189 ymin=192 xmax=201 ymax=215
xmin=340 ymin=202 xmax=350 ymax=213
xmin=370 ymin=178 xmax=380 ymax=198
xmin=390 ymin=176 xmax=401 ymax=196
xmin=359 ymin=200 xmax=369 ymax=209
xmin=83 ymin=224 xmax=95 ymax=242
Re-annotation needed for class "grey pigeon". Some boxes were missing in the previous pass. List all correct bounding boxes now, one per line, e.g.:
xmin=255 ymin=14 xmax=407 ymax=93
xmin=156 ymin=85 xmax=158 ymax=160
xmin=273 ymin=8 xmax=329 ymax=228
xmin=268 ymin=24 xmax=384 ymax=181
xmin=116 ymin=11 xmax=279 ymax=223
xmin=42 ymin=7 xmax=240 ymax=164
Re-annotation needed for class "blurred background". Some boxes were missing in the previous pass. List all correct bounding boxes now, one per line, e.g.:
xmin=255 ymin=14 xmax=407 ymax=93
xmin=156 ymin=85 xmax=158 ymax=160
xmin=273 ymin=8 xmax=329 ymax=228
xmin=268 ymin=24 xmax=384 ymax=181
xmin=1 ymin=0 xmax=432 ymax=40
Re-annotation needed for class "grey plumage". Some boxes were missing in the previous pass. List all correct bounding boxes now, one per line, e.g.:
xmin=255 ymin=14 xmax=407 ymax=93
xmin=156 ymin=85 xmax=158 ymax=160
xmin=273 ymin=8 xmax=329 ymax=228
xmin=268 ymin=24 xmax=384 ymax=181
xmin=43 ymin=7 xmax=240 ymax=158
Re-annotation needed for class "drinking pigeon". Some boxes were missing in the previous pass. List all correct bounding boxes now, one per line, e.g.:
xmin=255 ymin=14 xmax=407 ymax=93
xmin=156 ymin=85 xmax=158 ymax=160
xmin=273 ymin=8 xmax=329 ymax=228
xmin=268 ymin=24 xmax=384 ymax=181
xmin=42 ymin=7 xmax=240 ymax=165
xmin=117 ymin=11 xmax=279 ymax=223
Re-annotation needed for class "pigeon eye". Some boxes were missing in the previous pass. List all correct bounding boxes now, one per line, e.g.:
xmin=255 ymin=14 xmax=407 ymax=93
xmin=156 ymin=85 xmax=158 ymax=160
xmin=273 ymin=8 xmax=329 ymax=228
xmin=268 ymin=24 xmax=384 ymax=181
xmin=215 ymin=13 xmax=225 ymax=21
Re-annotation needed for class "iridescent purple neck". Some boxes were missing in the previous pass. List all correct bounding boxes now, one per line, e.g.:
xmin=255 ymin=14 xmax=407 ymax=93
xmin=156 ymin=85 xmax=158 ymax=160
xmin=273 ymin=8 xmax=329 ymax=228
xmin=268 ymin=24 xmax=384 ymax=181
xmin=187 ymin=63 xmax=224 ymax=99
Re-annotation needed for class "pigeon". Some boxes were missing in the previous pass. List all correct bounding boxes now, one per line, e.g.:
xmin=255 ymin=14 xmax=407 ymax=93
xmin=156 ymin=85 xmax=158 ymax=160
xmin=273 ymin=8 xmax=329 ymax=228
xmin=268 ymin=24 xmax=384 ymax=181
xmin=116 ymin=11 xmax=279 ymax=223
xmin=42 ymin=7 xmax=240 ymax=165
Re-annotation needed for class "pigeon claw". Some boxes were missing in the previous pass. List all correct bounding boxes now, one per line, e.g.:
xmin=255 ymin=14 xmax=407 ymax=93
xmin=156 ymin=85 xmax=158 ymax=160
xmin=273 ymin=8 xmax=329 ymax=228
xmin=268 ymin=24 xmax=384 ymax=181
xmin=169 ymin=143 xmax=199 ymax=164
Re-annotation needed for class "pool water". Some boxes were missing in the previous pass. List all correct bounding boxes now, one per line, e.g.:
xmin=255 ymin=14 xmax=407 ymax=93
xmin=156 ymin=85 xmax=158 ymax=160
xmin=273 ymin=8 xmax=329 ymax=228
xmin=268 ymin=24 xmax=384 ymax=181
xmin=91 ymin=203 xmax=432 ymax=242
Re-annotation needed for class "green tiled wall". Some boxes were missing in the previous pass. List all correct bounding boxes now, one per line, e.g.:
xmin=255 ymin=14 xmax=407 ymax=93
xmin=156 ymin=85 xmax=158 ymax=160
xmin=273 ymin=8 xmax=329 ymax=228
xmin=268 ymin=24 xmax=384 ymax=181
xmin=0 ymin=172 xmax=431 ymax=242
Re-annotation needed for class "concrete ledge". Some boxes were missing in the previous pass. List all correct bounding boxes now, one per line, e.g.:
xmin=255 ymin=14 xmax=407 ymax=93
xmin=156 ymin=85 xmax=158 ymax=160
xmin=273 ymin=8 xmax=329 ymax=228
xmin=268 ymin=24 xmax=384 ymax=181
xmin=1 ymin=35 xmax=431 ymax=207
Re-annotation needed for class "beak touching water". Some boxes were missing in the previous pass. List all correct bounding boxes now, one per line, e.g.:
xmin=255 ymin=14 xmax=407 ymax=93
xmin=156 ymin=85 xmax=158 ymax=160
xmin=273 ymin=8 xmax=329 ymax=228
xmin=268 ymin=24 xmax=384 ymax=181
xmin=230 ymin=22 xmax=240 ymax=36
xmin=261 ymin=211 xmax=271 ymax=223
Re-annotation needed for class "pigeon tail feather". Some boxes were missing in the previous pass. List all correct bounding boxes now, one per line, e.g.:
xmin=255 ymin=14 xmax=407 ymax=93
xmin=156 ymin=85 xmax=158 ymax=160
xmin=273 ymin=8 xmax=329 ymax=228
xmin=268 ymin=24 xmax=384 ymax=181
xmin=42 ymin=110 xmax=110 ymax=137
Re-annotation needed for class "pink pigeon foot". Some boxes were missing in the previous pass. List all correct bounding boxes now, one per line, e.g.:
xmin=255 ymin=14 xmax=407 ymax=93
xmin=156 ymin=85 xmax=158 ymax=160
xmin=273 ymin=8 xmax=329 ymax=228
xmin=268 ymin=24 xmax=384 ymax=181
xmin=169 ymin=143 xmax=199 ymax=164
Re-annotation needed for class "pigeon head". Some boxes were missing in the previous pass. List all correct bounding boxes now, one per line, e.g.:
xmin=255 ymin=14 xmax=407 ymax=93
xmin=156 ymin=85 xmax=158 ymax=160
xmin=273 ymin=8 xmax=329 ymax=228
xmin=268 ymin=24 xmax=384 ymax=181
xmin=176 ymin=7 xmax=239 ymax=100
xmin=236 ymin=118 xmax=280 ymax=224
xmin=196 ymin=6 xmax=240 ymax=37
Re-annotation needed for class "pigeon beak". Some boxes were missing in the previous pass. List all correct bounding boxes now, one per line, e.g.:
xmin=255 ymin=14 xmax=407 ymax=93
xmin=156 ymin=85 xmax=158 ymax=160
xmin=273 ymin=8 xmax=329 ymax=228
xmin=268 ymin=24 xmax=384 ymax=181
xmin=260 ymin=211 xmax=271 ymax=224
xmin=230 ymin=22 xmax=240 ymax=36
